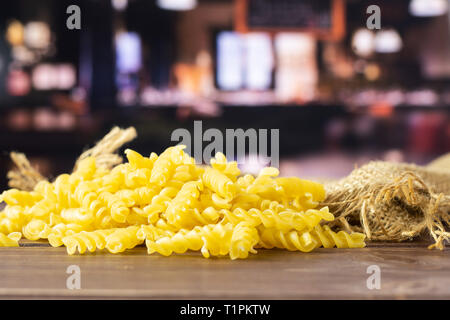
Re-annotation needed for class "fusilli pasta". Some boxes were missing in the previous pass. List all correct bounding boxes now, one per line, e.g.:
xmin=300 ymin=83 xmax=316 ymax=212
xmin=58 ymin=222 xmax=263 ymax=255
xmin=0 ymin=143 xmax=365 ymax=259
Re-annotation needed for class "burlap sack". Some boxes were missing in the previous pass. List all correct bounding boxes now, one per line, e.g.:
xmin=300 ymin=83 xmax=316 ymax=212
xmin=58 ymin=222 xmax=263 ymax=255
xmin=322 ymin=154 xmax=450 ymax=249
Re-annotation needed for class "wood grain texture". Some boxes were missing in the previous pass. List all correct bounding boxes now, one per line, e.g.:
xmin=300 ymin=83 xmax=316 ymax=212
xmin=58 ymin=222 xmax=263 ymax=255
xmin=0 ymin=243 xmax=449 ymax=299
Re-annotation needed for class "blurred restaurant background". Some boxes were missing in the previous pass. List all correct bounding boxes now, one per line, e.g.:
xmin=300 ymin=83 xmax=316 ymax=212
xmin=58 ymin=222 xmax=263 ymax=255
xmin=0 ymin=0 xmax=449 ymax=189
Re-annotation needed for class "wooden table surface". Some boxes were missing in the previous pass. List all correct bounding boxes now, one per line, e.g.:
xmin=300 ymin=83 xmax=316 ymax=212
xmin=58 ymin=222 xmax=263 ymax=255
xmin=0 ymin=241 xmax=449 ymax=299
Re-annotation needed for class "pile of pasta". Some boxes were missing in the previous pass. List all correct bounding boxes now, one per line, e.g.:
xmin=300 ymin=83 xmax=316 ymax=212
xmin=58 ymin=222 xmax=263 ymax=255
xmin=0 ymin=146 xmax=365 ymax=259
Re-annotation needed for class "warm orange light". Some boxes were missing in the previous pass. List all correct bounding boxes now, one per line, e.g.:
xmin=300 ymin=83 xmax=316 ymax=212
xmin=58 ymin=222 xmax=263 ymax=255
xmin=364 ymin=63 xmax=381 ymax=81
xmin=369 ymin=101 xmax=393 ymax=118
xmin=6 ymin=20 xmax=24 ymax=46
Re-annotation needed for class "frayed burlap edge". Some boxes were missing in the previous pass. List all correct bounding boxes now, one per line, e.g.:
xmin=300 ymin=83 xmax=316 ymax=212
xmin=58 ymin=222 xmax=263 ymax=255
xmin=74 ymin=126 xmax=137 ymax=170
xmin=321 ymin=158 xmax=450 ymax=250
xmin=6 ymin=126 xmax=137 ymax=190
xmin=7 ymin=152 xmax=46 ymax=191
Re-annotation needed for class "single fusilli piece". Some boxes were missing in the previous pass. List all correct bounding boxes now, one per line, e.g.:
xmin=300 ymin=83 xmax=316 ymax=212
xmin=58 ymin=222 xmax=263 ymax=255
xmin=164 ymin=181 xmax=210 ymax=229
xmin=125 ymin=149 xmax=156 ymax=170
xmin=48 ymin=223 xmax=85 ymax=247
xmin=105 ymin=226 xmax=143 ymax=253
xmin=145 ymin=222 xmax=259 ymax=259
xmin=0 ymin=205 xmax=26 ymax=235
xmin=0 ymin=232 xmax=21 ymax=247
xmin=202 ymin=167 xmax=236 ymax=200
xmin=257 ymin=227 xmax=319 ymax=252
xmin=62 ymin=229 xmax=117 ymax=254
xmin=210 ymin=152 xmax=241 ymax=182
xmin=137 ymin=224 xmax=174 ymax=241
xmin=0 ymin=189 xmax=42 ymax=206
xmin=223 ymin=204 xmax=334 ymax=232
xmin=22 ymin=219 xmax=51 ymax=240
xmin=229 ymin=222 xmax=259 ymax=260
xmin=311 ymin=224 xmax=366 ymax=248
xmin=146 ymin=223 xmax=234 ymax=258
xmin=150 ymin=146 xmax=186 ymax=186
xmin=258 ymin=225 xmax=366 ymax=252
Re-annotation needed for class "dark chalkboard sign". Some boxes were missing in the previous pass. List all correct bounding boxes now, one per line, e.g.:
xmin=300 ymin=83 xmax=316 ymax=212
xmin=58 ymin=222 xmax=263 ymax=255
xmin=235 ymin=0 xmax=345 ymax=40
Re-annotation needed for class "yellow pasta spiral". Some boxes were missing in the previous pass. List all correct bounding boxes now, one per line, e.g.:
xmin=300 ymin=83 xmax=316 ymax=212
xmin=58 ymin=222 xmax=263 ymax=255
xmin=48 ymin=223 xmax=85 ymax=247
xmin=22 ymin=219 xmax=51 ymax=240
xmin=311 ymin=224 xmax=366 ymax=248
xmin=144 ymin=222 xmax=259 ymax=259
xmin=125 ymin=149 xmax=156 ymax=169
xmin=73 ymin=157 xmax=97 ymax=180
xmin=0 ymin=143 xmax=365 ymax=259
xmin=105 ymin=226 xmax=142 ymax=253
xmin=0 ymin=232 xmax=21 ymax=247
xmin=258 ymin=227 xmax=319 ymax=252
xmin=202 ymin=167 xmax=236 ymax=200
xmin=62 ymin=229 xmax=116 ymax=254
xmin=275 ymin=177 xmax=326 ymax=206
xmin=61 ymin=208 xmax=95 ymax=226
xmin=1 ymin=189 xmax=42 ymax=206
xmin=150 ymin=146 xmax=184 ymax=186
xmin=137 ymin=224 xmax=174 ymax=241
xmin=223 ymin=204 xmax=333 ymax=233
xmin=229 ymin=222 xmax=259 ymax=260
xmin=164 ymin=181 xmax=207 ymax=229
xmin=100 ymin=165 xmax=126 ymax=193
xmin=0 ymin=205 xmax=25 ymax=234
xmin=210 ymin=152 xmax=241 ymax=181
xmin=146 ymin=223 xmax=235 ymax=258
xmin=142 ymin=185 xmax=178 ymax=223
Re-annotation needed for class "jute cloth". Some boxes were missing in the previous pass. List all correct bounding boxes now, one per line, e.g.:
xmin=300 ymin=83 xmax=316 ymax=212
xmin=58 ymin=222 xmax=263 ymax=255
xmin=322 ymin=154 xmax=450 ymax=249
